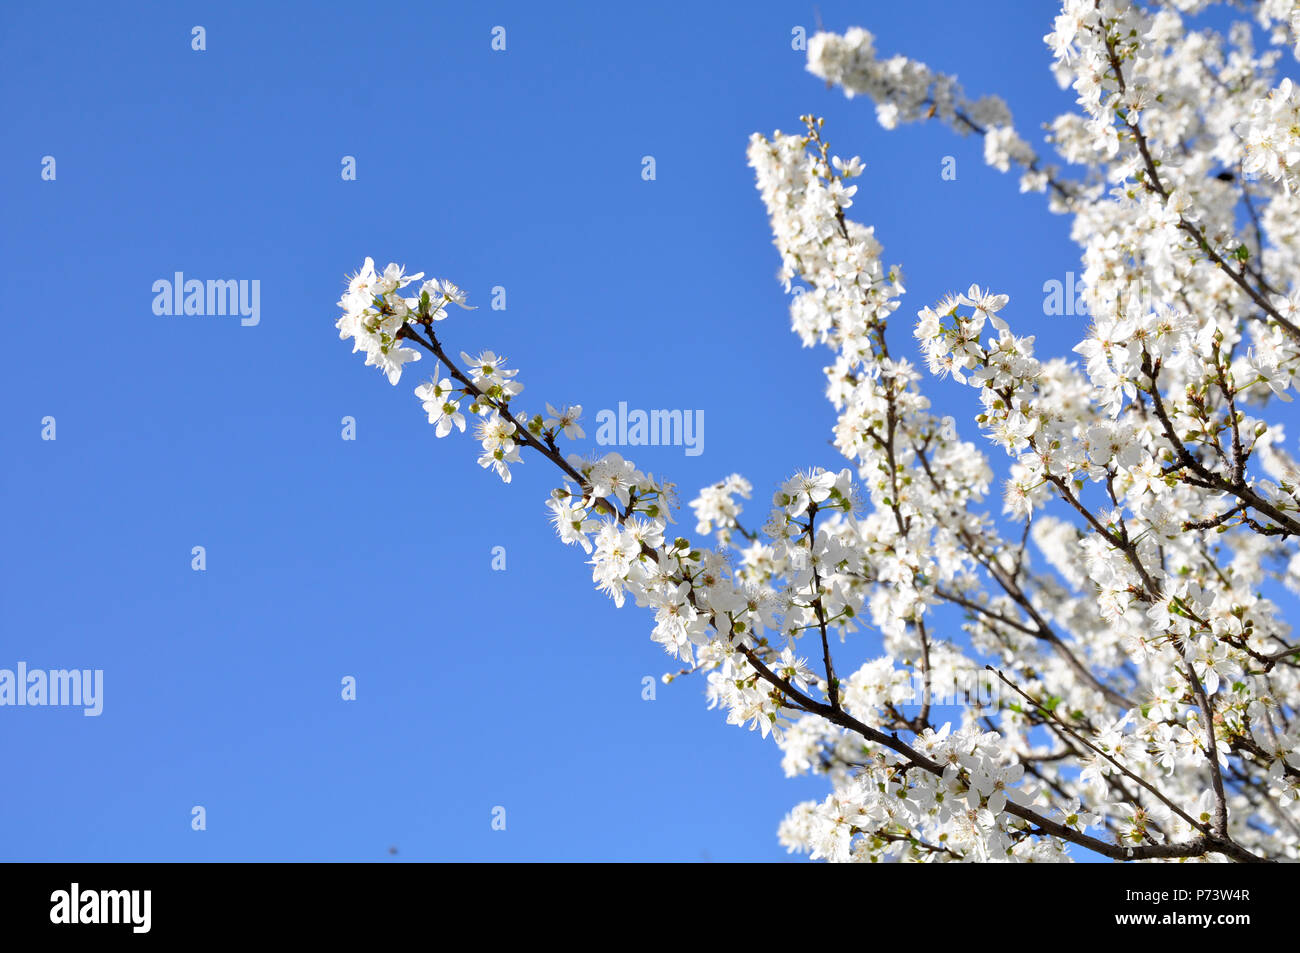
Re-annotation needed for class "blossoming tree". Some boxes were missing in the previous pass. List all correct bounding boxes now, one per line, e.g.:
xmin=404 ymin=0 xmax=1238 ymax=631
xmin=332 ymin=0 xmax=1300 ymax=862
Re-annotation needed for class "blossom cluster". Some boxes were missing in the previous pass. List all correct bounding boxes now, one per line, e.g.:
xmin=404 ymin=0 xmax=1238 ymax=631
xmin=805 ymin=27 xmax=1056 ymax=200
xmin=765 ymin=3 xmax=1300 ymax=863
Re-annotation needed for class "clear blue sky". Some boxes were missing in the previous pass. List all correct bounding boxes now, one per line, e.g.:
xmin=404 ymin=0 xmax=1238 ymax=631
xmin=2 ymin=1 xmax=1267 ymax=861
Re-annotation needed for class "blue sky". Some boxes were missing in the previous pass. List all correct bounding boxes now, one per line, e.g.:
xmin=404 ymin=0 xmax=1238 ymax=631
xmin=2 ymin=1 xmax=1279 ymax=861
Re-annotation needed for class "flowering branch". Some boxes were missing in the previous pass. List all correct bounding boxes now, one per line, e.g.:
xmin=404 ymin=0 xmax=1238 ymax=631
xmin=330 ymin=0 xmax=1300 ymax=862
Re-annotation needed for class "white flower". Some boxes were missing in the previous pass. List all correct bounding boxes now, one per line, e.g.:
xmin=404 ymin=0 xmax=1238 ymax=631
xmin=374 ymin=261 xmax=424 ymax=295
xmin=364 ymin=339 xmax=420 ymax=385
xmin=416 ymin=375 xmax=466 ymax=436
xmin=459 ymin=349 xmax=523 ymax=399
xmin=777 ymin=469 xmax=837 ymax=518
xmin=543 ymin=403 xmax=585 ymax=440
xmin=958 ymin=284 xmax=1010 ymax=332
xmin=423 ymin=278 xmax=477 ymax=312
